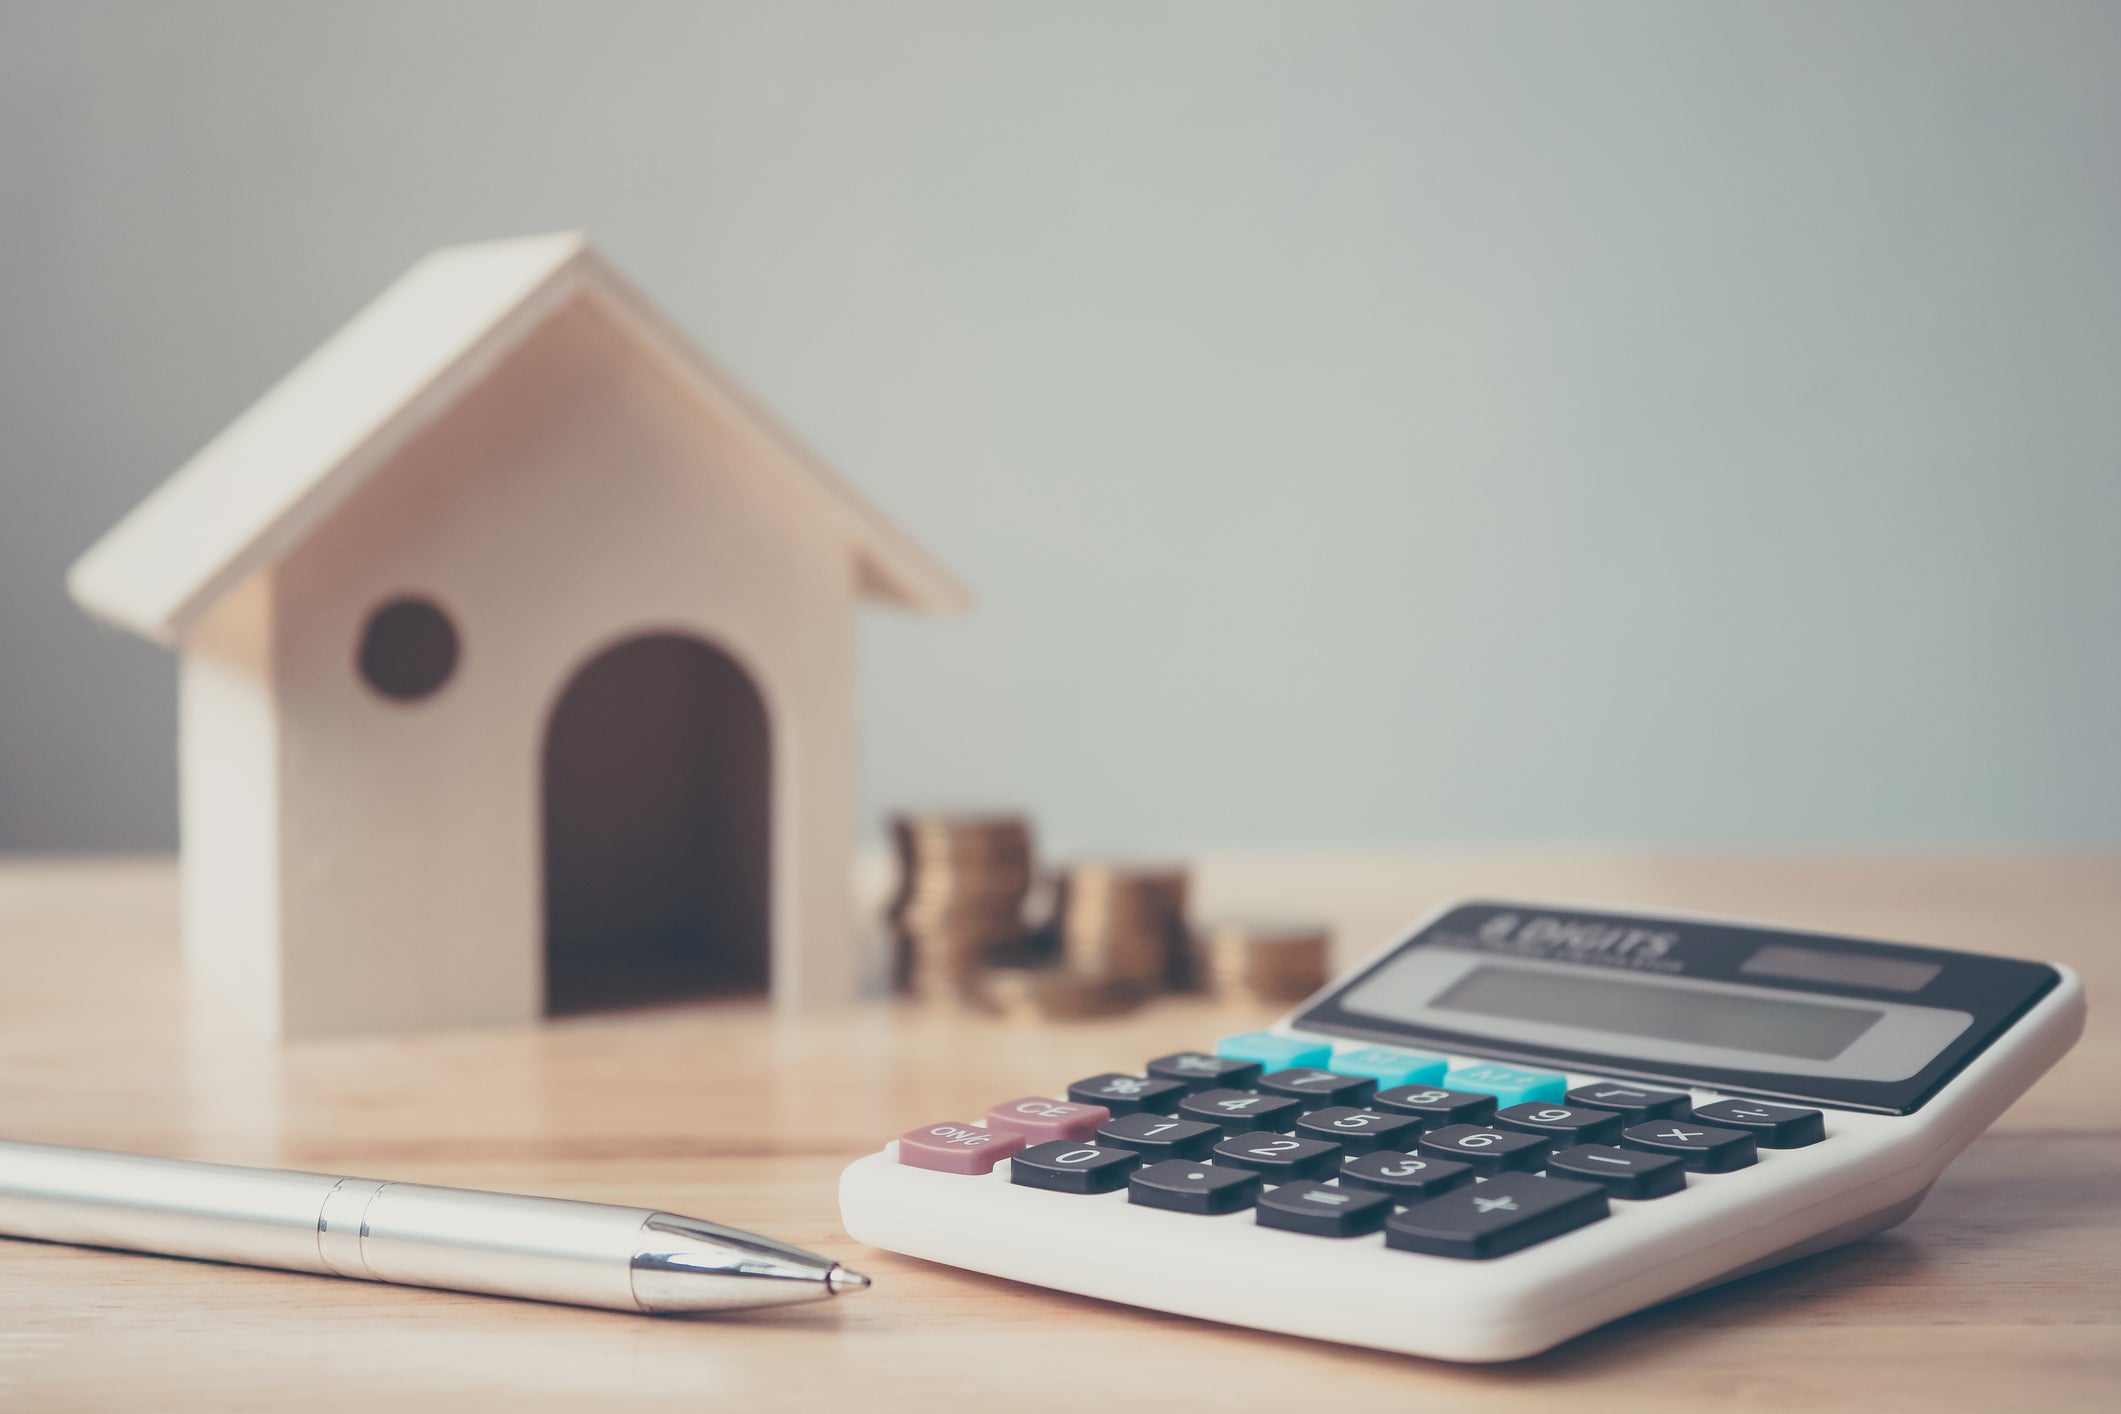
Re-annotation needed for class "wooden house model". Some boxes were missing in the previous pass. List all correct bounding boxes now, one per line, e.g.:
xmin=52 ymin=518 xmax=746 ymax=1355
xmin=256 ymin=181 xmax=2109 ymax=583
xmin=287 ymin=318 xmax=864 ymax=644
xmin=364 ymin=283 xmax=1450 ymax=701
xmin=68 ymin=233 xmax=968 ymax=1036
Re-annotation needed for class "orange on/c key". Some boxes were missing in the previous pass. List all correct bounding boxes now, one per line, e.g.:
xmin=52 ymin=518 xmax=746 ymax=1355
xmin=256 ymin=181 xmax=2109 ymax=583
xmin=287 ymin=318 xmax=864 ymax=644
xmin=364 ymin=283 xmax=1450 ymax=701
xmin=896 ymin=1122 xmax=1026 ymax=1174
xmin=985 ymin=1097 xmax=1111 ymax=1143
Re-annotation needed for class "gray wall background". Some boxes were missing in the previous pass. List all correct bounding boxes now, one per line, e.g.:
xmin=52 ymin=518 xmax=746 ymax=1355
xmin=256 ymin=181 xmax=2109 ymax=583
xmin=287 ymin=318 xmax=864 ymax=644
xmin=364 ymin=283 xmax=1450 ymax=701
xmin=3 ymin=1 xmax=2118 ymax=853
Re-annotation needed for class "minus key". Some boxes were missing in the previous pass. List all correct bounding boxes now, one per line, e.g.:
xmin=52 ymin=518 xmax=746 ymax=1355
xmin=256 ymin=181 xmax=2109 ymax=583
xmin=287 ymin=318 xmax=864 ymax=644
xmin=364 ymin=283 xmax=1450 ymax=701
xmin=1545 ymin=1143 xmax=1687 ymax=1199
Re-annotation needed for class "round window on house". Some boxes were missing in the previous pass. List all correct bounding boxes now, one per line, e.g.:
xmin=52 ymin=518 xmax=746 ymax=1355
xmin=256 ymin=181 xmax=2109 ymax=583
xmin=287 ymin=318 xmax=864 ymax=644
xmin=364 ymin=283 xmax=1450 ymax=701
xmin=357 ymin=596 xmax=460 ymax=702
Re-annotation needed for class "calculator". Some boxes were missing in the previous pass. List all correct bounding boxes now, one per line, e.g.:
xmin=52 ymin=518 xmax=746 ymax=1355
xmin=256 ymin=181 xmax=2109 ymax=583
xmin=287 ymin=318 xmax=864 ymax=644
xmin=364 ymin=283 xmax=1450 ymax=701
xmin=839 ymin=900 xmax=2085 ymax=1361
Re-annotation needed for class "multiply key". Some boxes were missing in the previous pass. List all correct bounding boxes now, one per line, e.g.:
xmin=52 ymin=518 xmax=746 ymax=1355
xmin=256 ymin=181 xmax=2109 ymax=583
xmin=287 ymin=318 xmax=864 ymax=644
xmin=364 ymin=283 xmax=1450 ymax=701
xmin=1620 ymin=1120 xmax=1757 ymax=1172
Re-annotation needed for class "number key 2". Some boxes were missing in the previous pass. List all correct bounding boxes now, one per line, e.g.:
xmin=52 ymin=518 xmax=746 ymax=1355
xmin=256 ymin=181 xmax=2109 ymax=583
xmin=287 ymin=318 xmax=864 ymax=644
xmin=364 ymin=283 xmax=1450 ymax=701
xmin=1416 ymin=1123 xmax=1549 ymax=1175
xmin=1293 ymin=1106 xmax=1424 ymax=1155
xmin=1066 ymin=1073 xmax=1187 ymax=1117
xmin=1008 ymin=1140 xmax=1141 ymax=1194
xmin=1210 ymin=1131 xmax=1343 ymax=1181
xmin=1493 ymin=1102 xmax=1625 ymax=1146
xmin=1178 ymin=1088 xmax=1303 ymax=1134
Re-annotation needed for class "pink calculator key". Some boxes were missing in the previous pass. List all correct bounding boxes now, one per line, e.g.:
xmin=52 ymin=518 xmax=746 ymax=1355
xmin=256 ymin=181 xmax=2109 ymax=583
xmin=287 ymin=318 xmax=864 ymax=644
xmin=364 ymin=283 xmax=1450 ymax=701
xmin=896 ymin=1121 xmax=1026 ymax=1175
xmin=985 ymin=1097 xmax=1111 ymax=1143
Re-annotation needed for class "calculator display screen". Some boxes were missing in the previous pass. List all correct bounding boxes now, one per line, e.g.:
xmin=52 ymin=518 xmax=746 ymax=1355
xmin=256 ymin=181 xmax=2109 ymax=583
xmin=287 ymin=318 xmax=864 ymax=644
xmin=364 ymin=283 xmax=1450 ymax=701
xmin=1430 ymin=965 xmax=1885 ymax=1062
xmin=1293 ymin=902 xmax=2063 ymax=1114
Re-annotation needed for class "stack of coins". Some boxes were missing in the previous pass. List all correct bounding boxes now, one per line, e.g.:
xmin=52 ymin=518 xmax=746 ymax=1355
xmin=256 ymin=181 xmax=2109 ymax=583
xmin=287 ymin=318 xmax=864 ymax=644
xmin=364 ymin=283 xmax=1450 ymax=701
xmin=1053 ymin=863 xmax=1193 ymax=990
xmin=887 ymin=813 xmax=1036 ymax=1004
xmin=979 ymin=965 xmax=1149 ymax=1022
xmin=1192 ymin=920 xmax=1332 ymax=1004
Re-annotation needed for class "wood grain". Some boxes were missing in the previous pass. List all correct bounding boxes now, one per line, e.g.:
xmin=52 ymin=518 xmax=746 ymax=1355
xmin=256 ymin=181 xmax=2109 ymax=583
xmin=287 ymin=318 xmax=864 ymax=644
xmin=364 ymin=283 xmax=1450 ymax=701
xmin=0 ymin=854 xmax=2115 ymax=1410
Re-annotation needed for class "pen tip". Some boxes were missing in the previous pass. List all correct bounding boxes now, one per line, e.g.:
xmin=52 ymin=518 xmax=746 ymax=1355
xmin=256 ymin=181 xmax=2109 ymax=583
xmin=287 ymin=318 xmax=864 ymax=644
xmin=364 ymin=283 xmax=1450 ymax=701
xmin=828 ymin=1265 xmax=872 ymax=1295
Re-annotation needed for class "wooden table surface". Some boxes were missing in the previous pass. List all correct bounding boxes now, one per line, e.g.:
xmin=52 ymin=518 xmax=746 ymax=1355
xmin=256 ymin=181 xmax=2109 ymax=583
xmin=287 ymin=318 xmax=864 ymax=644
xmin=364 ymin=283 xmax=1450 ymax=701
xmin=0 ymin=853 xmax=2115 ymax=1411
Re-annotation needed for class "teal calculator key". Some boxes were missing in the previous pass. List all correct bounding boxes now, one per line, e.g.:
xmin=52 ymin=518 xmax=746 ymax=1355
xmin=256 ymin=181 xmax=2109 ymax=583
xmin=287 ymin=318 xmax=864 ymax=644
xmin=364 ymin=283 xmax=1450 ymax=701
xmin=1216 ymin=1031 xmax=1333 ymax=1071
xmin=1444 ymin=1062 xmax=1568 ymax=1107
xmin=1330 ymin=1046 xmax=1449 ymax=1088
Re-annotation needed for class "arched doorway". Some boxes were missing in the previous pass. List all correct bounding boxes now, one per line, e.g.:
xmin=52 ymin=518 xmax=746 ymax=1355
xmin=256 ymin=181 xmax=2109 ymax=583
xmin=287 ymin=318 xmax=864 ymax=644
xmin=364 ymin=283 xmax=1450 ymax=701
xmin=542 ymin=633 xmax=771 ymax=1014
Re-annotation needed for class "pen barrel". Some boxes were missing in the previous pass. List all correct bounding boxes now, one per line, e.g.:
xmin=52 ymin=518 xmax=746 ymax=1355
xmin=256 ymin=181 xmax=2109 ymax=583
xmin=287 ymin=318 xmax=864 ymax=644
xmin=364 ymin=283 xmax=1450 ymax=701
xmin=333 ymin=1181 xmax=654 ymax=1310
xmin=0 ymin=1141 xmax=341 ymax=1273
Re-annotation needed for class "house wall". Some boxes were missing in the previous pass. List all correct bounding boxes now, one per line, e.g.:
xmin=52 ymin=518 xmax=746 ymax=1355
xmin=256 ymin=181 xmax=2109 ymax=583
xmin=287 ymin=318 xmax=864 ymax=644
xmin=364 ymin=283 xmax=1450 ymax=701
xmin=263 ymin=291 xmax=858 ymax=1034
xmin=177 ymin=575 xmax=281 ymax=1029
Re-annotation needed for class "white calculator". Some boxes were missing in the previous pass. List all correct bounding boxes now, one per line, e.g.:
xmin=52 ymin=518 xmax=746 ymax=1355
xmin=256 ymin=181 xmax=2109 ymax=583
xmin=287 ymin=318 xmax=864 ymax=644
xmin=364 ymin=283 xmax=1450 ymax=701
xmin=839 ymin=900 xmax=2085 ymax=1361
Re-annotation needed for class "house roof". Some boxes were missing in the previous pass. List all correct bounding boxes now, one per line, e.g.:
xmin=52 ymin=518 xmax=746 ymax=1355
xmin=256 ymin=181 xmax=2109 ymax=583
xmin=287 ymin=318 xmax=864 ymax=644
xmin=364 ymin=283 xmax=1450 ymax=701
xmin=68 ymin=231 xmax=971 ymax=645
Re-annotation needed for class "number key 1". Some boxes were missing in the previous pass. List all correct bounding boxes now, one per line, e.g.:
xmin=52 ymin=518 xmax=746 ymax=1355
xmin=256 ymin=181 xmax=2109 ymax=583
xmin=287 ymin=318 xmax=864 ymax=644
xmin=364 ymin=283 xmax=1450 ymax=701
xmin=1095 ymin=1112 xmax=1220 ymax=1160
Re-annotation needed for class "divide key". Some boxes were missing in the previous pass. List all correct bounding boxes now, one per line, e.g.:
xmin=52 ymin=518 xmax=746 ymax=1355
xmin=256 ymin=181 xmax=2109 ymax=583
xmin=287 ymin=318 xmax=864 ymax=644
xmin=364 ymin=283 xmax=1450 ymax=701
xmin=1690 ymin=1099 xmax=1826 ymax=1148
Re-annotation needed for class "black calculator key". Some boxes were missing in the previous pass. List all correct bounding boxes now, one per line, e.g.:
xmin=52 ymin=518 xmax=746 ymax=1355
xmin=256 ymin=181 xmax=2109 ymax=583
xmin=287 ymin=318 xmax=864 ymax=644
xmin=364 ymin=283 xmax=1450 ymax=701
xmin=1256 ymin=1180 xmax=1394 ymax=1237
xmin=1385 ymin=1173 xmax=1609 ymax=1259
xmin=1147 ymin=1052 xmax=1262 ymax=1094
xmin=1128 ymin=1158 xmax=1261 ymax=1214
xmin=1371 ymin=1085 xmax=1497 ymax=1130
xmin=1566 ymin=1082 xmax=1692 ymax=1121
xmin=1256 ymin=1068 xmax=1376 ymax=1111
xmin=1293 ymin=1106 xmax=1425 ymax=1155
xmin=1095 ymin=1112 xmax=1220 ymax=1159
xmin=1494 ymin=1102 xmax=1625 ymax=1147
xmin=1620 ymin=1120 xmax=1758 ymax=1173
xmin=1066 ymin=1073 xmax=1187 ymax=1117
xmin=1337 ymin=1150 xmax=1475 ymax=1201
xmin=1416 ymin=1124 xmax=1549 ymax=1175
xmin=1178 ymin=1088 xmax=1303 ymax=1135
xmin=1545 ymin=1144 xmax=1687 ymax=1199
xmin=1690 ymin=1099 xmax=1825 ymax=1148
xmin=1210 ymin=1131 xmax=1343 ymax=1181
xmin=1008 ymin=1140 xmax=1141 ymax=1194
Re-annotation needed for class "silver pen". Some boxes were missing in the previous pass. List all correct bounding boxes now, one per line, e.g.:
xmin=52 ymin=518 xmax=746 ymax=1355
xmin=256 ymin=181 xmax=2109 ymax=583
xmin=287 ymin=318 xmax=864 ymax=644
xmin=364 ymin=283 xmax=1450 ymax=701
xmin=0 ymin=1138 xmax=871 ymax=1314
